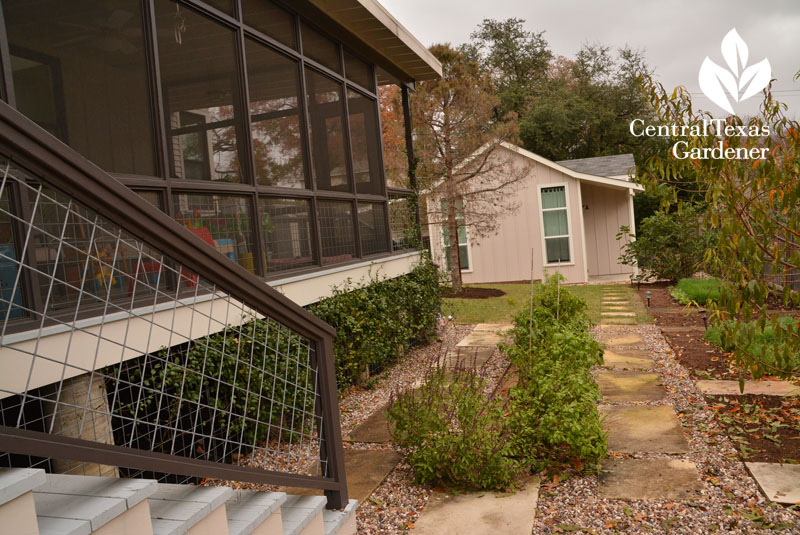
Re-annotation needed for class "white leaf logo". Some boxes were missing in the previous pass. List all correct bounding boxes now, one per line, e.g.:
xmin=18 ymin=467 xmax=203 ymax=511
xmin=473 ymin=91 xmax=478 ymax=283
xmin=698 ymin=28 xmax=771 ymax=114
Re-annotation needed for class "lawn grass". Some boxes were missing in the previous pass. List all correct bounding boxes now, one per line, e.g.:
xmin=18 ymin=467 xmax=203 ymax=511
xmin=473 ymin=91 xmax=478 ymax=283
xmin=442 ymin=282 xmax=652 ymax=324
xmin=671 ymin=277 xmax=722 ymax=305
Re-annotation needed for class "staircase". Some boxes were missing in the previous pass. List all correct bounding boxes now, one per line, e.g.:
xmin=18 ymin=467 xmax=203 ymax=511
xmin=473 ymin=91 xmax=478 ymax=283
xmin=0 ymin=469 xmax=357 ymax=535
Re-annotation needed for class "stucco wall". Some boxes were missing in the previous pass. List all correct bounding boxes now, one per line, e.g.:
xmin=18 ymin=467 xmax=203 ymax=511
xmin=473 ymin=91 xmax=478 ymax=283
xmin=429 ymin=146 xmax=588 ymax=284
xmin=580 ymin=183 xmax=636 ymax=277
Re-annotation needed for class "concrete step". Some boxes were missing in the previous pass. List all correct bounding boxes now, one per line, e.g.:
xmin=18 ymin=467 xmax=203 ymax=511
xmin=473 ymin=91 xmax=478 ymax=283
xmin=225 ymin=490 xmax=286 ymax=535
xmin=281 ymin=495 xmax=327 ymax=535
xmin=148 ymin=483 xmax=232 ymax=535
xmin=34 ymin=473 xmax=158 ymax=535
xmin=0 ymin=468 xmax=47 ymax=535
xmin=322 ymin=500 xmax=357 ymax=535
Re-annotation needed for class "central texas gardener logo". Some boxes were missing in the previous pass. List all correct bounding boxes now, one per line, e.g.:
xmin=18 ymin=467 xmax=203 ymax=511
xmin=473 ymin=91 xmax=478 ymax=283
xmin=698 ymin=28 xmax=772 ymax=115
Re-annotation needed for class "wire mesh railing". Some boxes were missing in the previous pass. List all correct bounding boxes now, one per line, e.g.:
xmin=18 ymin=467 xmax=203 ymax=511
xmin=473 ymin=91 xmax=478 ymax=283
xmin=0 ymin=102 xmax=347 ymax=508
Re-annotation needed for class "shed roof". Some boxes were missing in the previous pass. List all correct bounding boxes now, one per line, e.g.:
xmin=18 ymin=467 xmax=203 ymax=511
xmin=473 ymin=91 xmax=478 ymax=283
xmin=556 ymin=154 xmax=636 ymax=179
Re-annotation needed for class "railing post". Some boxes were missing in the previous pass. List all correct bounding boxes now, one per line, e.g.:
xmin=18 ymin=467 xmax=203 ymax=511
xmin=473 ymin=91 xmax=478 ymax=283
xmin=316 ymin=334 xmax=348 ymax=509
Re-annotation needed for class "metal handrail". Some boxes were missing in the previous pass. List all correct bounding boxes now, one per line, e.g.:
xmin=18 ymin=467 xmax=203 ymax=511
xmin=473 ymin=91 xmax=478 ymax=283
xmin=0 ymin=101 xmax=348 ymax=509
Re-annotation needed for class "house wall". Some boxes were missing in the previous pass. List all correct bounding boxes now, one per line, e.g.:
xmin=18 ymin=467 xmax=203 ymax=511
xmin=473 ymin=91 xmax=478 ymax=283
xmin=580 ymin=183 xmax=636 ymax=277
xmin=429 ymin=147 xmax=587 ymax=284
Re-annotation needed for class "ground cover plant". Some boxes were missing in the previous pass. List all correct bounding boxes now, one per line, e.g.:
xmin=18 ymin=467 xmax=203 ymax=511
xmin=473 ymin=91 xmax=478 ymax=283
xmin=670 ymin=277 xmax=722 ymax=305
xmin=703 ymin=316 xmax=799 ymax=376
xmin=389 ymin=274 xmax=606 ymax=491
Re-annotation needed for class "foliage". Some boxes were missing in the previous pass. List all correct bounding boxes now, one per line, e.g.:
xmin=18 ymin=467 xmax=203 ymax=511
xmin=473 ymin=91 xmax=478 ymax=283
xmin=617 ymin=205 xmax=716 ymax=281
xmin=412 ymin=43 xmax=528 ymax=292
xmin=504 ymin=275 xmax=607 ymax=471
xmin=389 ymin=275 xmax=606 ymax=491
xmin=309 ymin=260 xmax=441 ymax=388
xmin=704 ymin=316 xmax=800 ymax=375
xmin=388 ymin=367 xmax=520 ymax=490
xmin=637 ymin=71 xmax=800 ymax=378
xmin=671 ymin=277 xmax=723 ymax=305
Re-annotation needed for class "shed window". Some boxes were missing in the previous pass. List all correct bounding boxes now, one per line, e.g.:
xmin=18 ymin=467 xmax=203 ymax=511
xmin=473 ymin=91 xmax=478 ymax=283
xmin=541 ymin=186 xmax=570 ymax=264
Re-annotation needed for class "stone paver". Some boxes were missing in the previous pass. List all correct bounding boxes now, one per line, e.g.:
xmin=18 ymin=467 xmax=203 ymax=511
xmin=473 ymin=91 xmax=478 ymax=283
xmin=456 ymin=331 xmax=503 ymax=347
xmin=600 ymin=405 xmax=689 ymax=453
xmin=601 ymin=311 xmax=635 ymax=317
xmin=599 ymin=334 xmax=644 ymax=346
xmin=601 ymin=319 xmax=637 ymax=326
xmin=602 ymin=350 xmax=654 ymax=370
xmin=596 ymin=371 xmax=665 ymax=402
xmin=599 ymin=459 xmax=704 ymax=500
xmin=280 ymin=449 xmax=401 ymax=502
xmin=413 ymin=478 xmax=539 ymax=535
xmin=696 ymin=380 xmax=800 ymax=397
xmin=444 ymin=347 xmax=494 ymax=368
xmin=602 ymin=305 xmax=632 ymax=311
xmin=746 ymin=462 xmax=800 ymax=504
xmin=473 ymin=323 xmax=514 ymax=333
xmin=348 ymin=403 xmax=392 ymax=443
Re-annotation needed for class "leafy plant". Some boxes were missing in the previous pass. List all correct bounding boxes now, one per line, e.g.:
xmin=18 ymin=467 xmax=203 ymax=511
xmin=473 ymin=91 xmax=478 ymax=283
xmin=617 ymin=205 xmax=717 ymax=281
xmin=704 ymin=316 xmax=800 ymax=376
xmin=309 ymin=260 xmax=441 ymax=388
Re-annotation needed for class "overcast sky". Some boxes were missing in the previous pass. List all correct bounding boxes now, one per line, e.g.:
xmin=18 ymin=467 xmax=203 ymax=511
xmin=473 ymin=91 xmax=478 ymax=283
xmin=381 ymin=0 xmax=800 ymax=117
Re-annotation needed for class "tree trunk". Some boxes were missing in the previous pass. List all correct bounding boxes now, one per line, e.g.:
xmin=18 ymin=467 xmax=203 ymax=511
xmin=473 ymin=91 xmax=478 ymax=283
xmin=447 ymin=197 xmax=462 ymax=292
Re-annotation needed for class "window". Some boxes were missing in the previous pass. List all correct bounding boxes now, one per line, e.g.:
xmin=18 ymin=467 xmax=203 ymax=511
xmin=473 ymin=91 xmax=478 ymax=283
xmin=348 ymin=90 xmax=383 ymax=195
xmin=0 ymin=185 xmax=23 ymax=319
xmin=156 ymin=1 xmax=243 ymax=183
xmin=242 ymin=0 xmax=296 ymax=49
xmin=173 ymin=194 xmax=256 ymax=273
xmin=245 ymin=39 xmax=306 ymax=188
xmin=540 ymin=185 xmax=571 ymax=264
xmin=259 ymin=198 xmax=314 ymax=273
xmin=344 ymin=50 xmax=374 ymax=91
xmin=300 ymin=23 xmax=340 ymax=73
xmin=305 ymin=69 xmax=348 ymax=192
xmin=4 ymin=0 xmax=156 ymax=176
xmin=441 ymin=201 xmax=469 ymax=271
xmin=318 ymin=201 xmax=355 ymax=264
xmin=358 ymin=202 xmax=388 ymax=256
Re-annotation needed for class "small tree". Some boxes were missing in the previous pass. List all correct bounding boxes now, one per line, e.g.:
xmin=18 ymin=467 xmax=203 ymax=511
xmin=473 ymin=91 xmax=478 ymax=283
xmin=638 ymin=71 xmax=800 ymax=378
xmin=413 ymin=44 xmax=528 ymax=291
xmin=617 ymin=205 xmax=717 ymax=281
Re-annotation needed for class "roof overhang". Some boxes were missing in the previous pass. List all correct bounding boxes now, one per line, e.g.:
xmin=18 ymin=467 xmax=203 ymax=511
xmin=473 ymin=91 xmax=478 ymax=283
xmin=500 ymin=143 xmax=644 ymax=192
xmin=303 ymin=0 xmax=442 ymax=83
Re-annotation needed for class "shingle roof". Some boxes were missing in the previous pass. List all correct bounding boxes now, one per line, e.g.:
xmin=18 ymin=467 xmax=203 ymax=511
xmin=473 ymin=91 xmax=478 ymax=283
xmin=556 ymin=154 xmax=636 ymax=179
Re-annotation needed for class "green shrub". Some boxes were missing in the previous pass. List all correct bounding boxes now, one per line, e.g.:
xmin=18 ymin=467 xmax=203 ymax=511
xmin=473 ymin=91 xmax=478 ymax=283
xmin=309 ymin=260 xmax=441 ymax=388
xmin=671 ymin=277 xmax=723 ymax=305
xmin=617 ymin=205 xmax=716 ymax=281
xmin=705 ymin=316 xmax=799 ymax=376
xmin=388 ymin=367 xmax=522 ymax=490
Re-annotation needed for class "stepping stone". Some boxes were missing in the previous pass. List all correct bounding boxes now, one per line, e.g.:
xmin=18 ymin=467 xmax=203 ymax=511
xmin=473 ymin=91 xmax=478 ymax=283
xmin=600 ymin=405 xmax=689 ymax=453
xmin=473 ymin=323 xmax=513 ymax=333
xmin=602 ymin=349 xmax=654 ymax=370
xmin=413 ymin=477 xmax=539 ymax=535
xmin=599 ymin=459 xmax=703 ymax=500
xmin=600 ymin=319 xmax=637 ymax=326
xmin=696 ymin=380 xmax=800 ymax=396
xmin=456 ymin=331 xmax=503 ymax=347
xmin=348 ymin=403 xmax=393 ymax=443
xmin=599 ymin=334 xmax=644 ymax=346
xmin=596 ymin=371 xmax=665 ymax=402
xmin=601 ymin=311 xmax=635 ymax=317
xmin=746 ymin=462 xmax=800 ymax=504
xmin=444 ymin=346 xmax=495 ymax=368
xmin=602 ymin=305 xmax=632 ymax=311
xmin=280 ymin=449 xmax=401 ymax=502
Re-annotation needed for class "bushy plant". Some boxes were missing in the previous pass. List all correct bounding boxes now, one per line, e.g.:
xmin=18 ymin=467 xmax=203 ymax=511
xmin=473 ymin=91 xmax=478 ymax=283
xmin=670 ymin=277 xmax=722 ymax=305
xmin=705 ymin=316 xmax=800 ymax=377
xmin=309 ymin=260 xmax=441 ymax=388
xmin=617 ymin=205 xmax=716 ymax=281
xmin=388 ymin=367 xmax=521 ymax=490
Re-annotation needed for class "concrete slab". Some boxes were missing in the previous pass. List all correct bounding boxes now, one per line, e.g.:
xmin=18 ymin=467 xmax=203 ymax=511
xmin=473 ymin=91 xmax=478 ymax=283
xmin=280 ymin=449 xmax=401 ymax=502
xmin=599 ymin=334 xmax=644 ymax=346
xmin=473 ymin=323 xmax=514 ymax=333
xmin=348 ymin=403 xmax=392 ymax=443
xmin=456 ymin=331 xmax=503 ymax=347
xmin=602 ymin=350 xmax=654 ymax=370
xmin=444 ymin=347 xmax=495 ymax=368
xmin=600 ymin=405 xmax=689 ymax=453
xmin=599 ymin=459 xmax=704 ymax=500
xmin=746 ymin=463 xmax=800 ymax=504
xmin=696 ymin=380 xmax=800 ymax=397
xmin=413 ymin=478 xmax=539 ymax=535
xmin=596 ymin=371 xmax=665 ymax=402
xmin=601 ymin=311 xmax=635 ymax=317
xmin=602 ymin=305 xmax=632 ymax=310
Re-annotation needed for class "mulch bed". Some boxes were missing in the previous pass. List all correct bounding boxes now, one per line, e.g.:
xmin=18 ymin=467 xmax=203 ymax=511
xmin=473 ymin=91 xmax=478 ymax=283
xmin=441 ymin=287 xmax=505 ymax=299
xmin=706 ymin=394 xmax=800 ymax=464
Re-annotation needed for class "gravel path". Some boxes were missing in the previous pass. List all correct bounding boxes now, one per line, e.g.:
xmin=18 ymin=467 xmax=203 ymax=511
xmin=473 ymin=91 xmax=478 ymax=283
xmin=532 ymin=323 xmax=800 ymax=534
